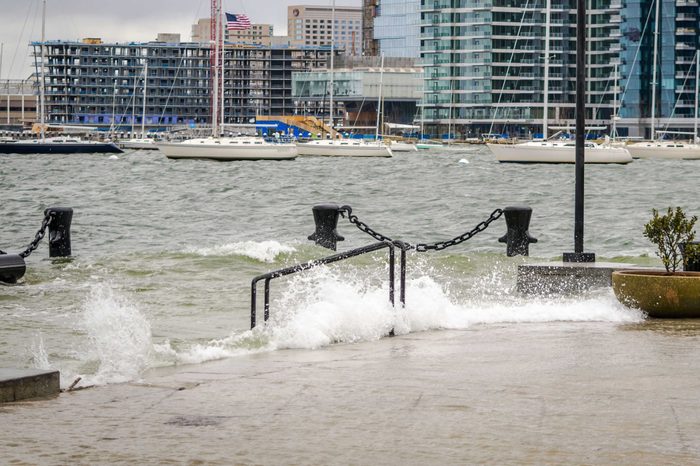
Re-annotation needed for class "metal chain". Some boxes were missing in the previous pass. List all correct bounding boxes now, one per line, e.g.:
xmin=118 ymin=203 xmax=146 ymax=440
xmin=339 ymin=206 xmax=504 ymax=252
xmin=415 ymin=208 xmax=504 ymax=252
xmin=18 ymin=211 xmax=54 ymax=258
xmin=339 ymin=205 xmax=398 ymax=245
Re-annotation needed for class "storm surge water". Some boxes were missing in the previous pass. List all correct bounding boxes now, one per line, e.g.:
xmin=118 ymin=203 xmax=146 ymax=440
xmin=0 ymin=148 xmax=693 ymax=387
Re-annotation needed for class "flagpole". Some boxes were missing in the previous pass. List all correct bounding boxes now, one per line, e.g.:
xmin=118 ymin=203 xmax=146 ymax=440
xmin=220 ymin=11 xmax=225 ymax=134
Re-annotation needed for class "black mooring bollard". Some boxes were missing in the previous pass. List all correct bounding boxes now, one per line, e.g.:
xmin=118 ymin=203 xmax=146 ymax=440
xmin=0 ymin=254 xmax=26 ymax=284
xmin=498 ymin=206 xmax=538 ymax=256
xmin=307 ymin=204 xmax=345 ymax=251
xmin=46 ymin=207 xmax=73 ymax=257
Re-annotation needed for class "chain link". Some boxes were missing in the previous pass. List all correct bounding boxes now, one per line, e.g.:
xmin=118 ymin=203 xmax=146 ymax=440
xmin=18 ymin=211 xmax=54 ymax=258
xmin=339 ymin=206 xmax=503 ymax=252
xmin=415 ymin=208 xmax=504 ymax=252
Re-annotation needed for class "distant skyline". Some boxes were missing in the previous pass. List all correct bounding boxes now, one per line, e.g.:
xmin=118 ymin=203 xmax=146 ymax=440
xmin=0 ymin=0 xmax=360 ymax=80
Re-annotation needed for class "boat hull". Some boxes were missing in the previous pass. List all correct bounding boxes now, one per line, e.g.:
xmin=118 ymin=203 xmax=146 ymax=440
xmin=296 ymin=141 xmax=392 ymax=157
xmin=390 ymin=142 xmax=417 ymax=152
xmin=157 ymin=142 xmax=297 ymax=160
xmin=626 ymin=143 xmax=700 ymax=160
xmin=487 ymin=144 xmax=632 ymax=164
xmin=0 ymin=142 xmax=123 ymax=154
xmin=120 ymin=140 xmax=159 ymax=150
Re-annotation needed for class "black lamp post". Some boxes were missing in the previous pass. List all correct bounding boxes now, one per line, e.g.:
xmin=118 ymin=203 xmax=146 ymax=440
xmin=563 ymin=0 xmax=596 ymax=263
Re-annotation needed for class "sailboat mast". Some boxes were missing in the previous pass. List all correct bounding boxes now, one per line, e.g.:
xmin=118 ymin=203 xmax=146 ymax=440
xmin=328 ymin=0 xmax=335 ymax=135
xmin=211 ymin=0 xmax=220 ymax=137
xmin=694 ymin=51 xmax=699 ymax=142
xmin=220 ymin=11 xmax=225 ymax=134
xmin=375 ymin=54 xmax=384 ymax=141
xmin=613 ymin=63 xmax=618 ymax=141
xmin=39 ymin=0 xmax=46 ymax=142
xmin=131 ymin=67 xmax=137 ymax=135
xmin=542 ymin=0 xmax=551 ymax=140
xmin=650 ymin=0 xmax=660 ymax=140
xmin=141 ymin=61 xmax=147 ymax=136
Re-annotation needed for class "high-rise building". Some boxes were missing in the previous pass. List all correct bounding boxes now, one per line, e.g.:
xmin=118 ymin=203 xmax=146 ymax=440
xmin=362 ymin=0 xmax=379 ymax=56
xmin=191 ymin=17 xmax=275 ymax=46
xmin=618 ymin=0 xmax=699 ymax=138
xmin=372 ymin=0 xmax=421 ymax=58
xmin=420 ymin=0 xmax=700 ymax=139
xmin=32 ymin=39 xmax=331 ymax=128
xmin=288 ymin=5 xmax=362 ymax=55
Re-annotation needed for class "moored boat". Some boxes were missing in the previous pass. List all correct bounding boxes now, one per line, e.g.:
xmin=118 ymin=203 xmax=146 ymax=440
xmin=157 ymin=136 xmax=297 ymax=161
xmin=295 ymin=139 xmax=392 ymax=157
xmin=625 ymin=141 xmax=700 ymax=160
xmin=487 ymin=140 xmax=633 ymax=164
xmin=0 ymin=137 xmax=122 ymax=154
xmin=119 ymin=138 xmax=158 ymax=150
xmin=389 ymin=141 xmax=417 ymax=152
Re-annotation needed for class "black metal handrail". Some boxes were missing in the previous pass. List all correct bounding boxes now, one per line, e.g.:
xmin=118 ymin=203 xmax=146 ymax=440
xmin=250 ymin=241 xmax=406 ymax=329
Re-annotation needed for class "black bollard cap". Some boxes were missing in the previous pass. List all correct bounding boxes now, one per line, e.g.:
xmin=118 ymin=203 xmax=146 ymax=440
xmin=308 ymin=204 xmax=345 ymax=251
xmin=0 ymin=254 xmax=26 ymax=284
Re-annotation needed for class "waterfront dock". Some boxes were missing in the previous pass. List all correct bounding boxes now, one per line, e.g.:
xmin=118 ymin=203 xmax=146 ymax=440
xmin=2 ymin=324 xmax=699 ymax=464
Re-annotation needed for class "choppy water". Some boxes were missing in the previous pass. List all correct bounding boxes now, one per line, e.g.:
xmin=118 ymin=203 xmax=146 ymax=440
xmin=1 ymin=147 xmax=697 ymax=387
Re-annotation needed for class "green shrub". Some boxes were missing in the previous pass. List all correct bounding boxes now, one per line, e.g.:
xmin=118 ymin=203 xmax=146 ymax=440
xmin=643 ymin=207 xmax=697 ymax=272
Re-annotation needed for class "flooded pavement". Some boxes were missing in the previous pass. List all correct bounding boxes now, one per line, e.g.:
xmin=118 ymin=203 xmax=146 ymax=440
xmin=3 ymin=321 xmax=700 ymax=464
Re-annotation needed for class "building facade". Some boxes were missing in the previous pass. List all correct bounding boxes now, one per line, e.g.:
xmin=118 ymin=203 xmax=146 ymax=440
xmin=32 ymin=39 xmax=331 ymax=129
xmin=288 ymin=5 xmax=362 ymax=55
xmin=292 ymin=56 xmax=422 ymax=128
xmin=1 ymin=80 xmax=37 ymax=129
xmin=191 ymin=18 xmax=275 ymax=46
xmin=373 ymin=0 xmax=421 ymax=58
xmin=419 ymin=0 xmax=700 ymax=139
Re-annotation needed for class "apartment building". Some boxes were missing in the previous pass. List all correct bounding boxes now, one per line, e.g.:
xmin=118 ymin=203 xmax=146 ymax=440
xmin=32 ymin=39 xmax=331 ymax=129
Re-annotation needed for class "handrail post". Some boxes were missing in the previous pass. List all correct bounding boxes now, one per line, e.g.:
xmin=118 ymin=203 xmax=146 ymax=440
xmin=264 ymin=278 xmax=272 ymax=322
xmin=400 ymin=249 xmax=406 ymax=307
xmin=389 ymin=247 xmax=395 ymax=306
xmin=251 ymin=280 xmax=258 ymax=329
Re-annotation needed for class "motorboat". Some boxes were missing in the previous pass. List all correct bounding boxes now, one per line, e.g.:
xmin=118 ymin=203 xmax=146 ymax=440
xmin=389 ymin=141 xmax=417 ymax=152
xmin=416 ymin=141 xmax=445 ymax=150
xmin=295 ymin=139 xmax=392 ymax=157
xmin=625 ymin=141 xmax=700 ymax=160
xmin=487 ymin=140 xmax=633 ymax=164
xmin=156 ymin=136 xmax=297 ymax=161
xmin=0 ymin=137 xmax=122 ymax=154
xmin=119 ymin=138 xmax=158 ymax=150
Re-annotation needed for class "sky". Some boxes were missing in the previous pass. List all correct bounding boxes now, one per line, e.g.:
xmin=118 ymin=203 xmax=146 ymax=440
xmin=0 ymin=0 xmax=360 ymax=80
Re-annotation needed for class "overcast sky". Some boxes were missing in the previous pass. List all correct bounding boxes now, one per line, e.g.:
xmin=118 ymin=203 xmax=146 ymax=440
xmin=0 ymin=0 xmax=360 ymax=80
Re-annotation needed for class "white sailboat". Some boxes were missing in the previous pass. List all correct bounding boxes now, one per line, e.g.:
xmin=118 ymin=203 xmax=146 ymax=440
xmin=487 ymin=140 xmax=633 ymax=163
xmin=296 ymin=0 xmax=391 ymax=158
xmin=486 ymin=0 xmax=631 ymax=164
xmin=157 ymin=1 xmax=296 ymax=161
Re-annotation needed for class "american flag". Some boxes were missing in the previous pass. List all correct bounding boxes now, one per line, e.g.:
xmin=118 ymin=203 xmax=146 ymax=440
xmin=226 ymin=13 xmax=251 ymax=30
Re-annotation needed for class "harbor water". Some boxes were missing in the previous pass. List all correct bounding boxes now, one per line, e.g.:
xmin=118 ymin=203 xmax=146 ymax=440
xmin=2 ymin=146 xmax=700 ymax=463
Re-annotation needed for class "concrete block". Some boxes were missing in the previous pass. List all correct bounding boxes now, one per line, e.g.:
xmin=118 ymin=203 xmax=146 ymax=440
xmin=517 ymin=262 xmax=646 ymax=294
xmin=0 ymin=368 xmax=60 ymax=403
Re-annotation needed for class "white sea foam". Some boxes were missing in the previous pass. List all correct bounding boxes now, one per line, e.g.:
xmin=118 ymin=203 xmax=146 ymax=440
xmin=78 ymin=284 xmax=153 ymax=385
xmin=185 ymin=240 xmax=296 ymax=262
xmin=65 ymin=268 xmax=644 ymax=386
xmin=256 ymin=271 xmax=643 ymax=349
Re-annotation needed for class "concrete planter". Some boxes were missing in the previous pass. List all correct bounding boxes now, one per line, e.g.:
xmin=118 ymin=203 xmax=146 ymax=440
xmin=612 ymin=270 xmax=700 ymax=318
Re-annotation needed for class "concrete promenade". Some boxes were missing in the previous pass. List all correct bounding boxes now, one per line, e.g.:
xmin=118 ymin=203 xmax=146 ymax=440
xmin=2 ymin=322 xmax=700 ymax=465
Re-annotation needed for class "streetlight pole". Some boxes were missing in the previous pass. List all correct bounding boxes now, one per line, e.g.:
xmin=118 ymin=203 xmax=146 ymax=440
xmin=563 ymin=0 xmax=595 ymax=262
